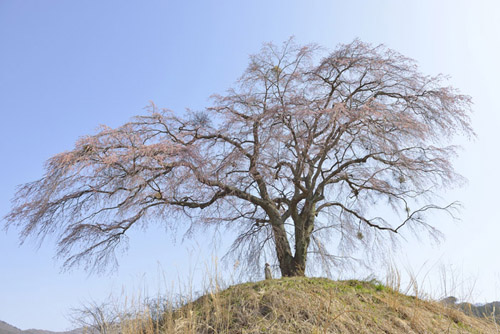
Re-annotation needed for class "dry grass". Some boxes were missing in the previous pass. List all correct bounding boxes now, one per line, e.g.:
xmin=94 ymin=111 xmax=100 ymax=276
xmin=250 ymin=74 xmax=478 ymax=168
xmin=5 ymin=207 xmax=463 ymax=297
xmin=74 ymin=277 xmax=499 ymax=334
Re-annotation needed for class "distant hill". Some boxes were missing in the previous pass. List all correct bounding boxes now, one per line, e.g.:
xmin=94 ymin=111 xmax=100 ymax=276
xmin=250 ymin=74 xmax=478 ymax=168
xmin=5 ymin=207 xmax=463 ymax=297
xmin=0 ymin=321 xmax=83 ymax=334
xmin=463 ymin=300 xmax=500 ymax=322
xmin=0 ymin=321 xmax=21 ymax=334
xmin=441 ymin=298 xmax=500 ymax=324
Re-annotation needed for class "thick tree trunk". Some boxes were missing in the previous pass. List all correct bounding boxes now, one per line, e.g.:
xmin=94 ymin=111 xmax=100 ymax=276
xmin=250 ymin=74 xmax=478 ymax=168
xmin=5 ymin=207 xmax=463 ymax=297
xmin=271 ymin=223 xmax=295 ymax=276
xmin=278 ymin=253 xmax=308 ymax=276
xmin=272 ymin=214 xmax=314 ymax=277
xmin=290 ymin=214 xmax=314 ymax=277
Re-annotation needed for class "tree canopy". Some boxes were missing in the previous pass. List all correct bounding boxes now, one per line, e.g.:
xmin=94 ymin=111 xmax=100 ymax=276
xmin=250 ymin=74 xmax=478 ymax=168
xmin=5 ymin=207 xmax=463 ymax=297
xmin=5 ymin=39 xmax=473 ymax=276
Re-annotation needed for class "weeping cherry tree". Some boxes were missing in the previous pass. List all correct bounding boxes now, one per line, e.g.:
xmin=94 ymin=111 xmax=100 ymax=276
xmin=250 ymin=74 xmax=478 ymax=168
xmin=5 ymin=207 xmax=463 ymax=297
xmin=5 ymin=39 xmax=473 ymax=277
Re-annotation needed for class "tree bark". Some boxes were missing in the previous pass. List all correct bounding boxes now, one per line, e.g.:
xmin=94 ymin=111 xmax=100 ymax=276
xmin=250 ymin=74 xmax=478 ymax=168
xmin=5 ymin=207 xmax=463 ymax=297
xmin=272 ymin=214 xmax=314 ymax=277
xmin=292 ymin=217 xmax=313 ymax=276
xmin=271 ymin=223 xmax=295 ymax=276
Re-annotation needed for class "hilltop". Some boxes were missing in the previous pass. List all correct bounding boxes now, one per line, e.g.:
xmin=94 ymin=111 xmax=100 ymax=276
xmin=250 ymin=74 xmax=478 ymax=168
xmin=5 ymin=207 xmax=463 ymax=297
xmin=135 ymin=277 xmax=499 ymax=333
xmin=5 ymin=278 xmax=499 ymax=334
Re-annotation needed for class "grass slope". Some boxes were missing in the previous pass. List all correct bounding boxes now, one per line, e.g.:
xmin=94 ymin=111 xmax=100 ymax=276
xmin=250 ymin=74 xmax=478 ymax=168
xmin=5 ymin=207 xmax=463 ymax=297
xmin=154 ymin=277 xmax=498 ymax=334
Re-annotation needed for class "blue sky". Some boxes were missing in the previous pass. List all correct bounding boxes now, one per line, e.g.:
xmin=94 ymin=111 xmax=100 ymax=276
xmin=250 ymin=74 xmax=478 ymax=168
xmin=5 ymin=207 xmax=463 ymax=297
xmin=1 ymin=0 xmax=500 ymax=330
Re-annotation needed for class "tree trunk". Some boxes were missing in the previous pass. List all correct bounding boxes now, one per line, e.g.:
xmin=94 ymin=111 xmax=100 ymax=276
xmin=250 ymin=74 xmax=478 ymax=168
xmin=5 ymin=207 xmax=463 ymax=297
xmin=291 ymin=213 xmax=314 ymax=277
xmin=272 ymin=214 xmax=314 ymax=277
xmin=271 ymin=223 xmax=295 ymax=276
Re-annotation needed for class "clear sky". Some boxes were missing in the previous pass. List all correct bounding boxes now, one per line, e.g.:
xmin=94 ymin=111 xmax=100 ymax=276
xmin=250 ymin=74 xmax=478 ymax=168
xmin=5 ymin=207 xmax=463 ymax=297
xmin=1 ymin=0 xmax=500 ymax=331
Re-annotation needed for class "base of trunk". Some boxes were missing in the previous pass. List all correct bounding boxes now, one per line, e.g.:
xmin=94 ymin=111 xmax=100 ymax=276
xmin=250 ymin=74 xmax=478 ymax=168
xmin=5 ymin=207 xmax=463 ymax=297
xmin=280 ymin=259 xmax=306 ymax=277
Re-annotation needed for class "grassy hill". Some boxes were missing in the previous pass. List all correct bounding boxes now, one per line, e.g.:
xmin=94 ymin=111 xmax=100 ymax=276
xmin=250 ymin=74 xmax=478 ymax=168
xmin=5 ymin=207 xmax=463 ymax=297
xmin=106 ymin=277 xmax=499 ymax=333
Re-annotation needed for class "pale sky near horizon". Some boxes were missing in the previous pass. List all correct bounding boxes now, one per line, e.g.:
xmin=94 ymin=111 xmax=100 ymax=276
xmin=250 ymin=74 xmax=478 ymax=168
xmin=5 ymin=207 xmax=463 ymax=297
xmin=1 ymin=0 xmax=500 ymax=331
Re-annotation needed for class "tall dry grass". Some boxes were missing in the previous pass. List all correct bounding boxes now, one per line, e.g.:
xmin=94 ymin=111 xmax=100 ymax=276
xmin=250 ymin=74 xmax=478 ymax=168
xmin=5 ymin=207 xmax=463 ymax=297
xmin=69 ymin=260 xmax=499 ymax=334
